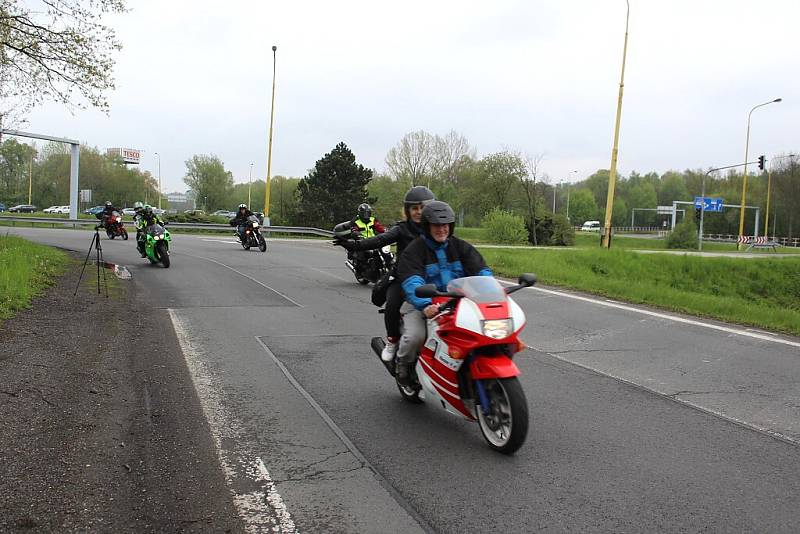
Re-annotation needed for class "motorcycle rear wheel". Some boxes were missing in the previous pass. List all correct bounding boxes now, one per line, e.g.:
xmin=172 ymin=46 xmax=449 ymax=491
xmin=476 ymin=377 xmax=529 ymax=454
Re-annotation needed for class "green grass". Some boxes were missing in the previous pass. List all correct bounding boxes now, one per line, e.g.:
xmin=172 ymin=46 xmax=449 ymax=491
xmin=0 ymin=234 xmax=70 ymax=319
xmin=480 ymin=247 xmax=800 ymax=336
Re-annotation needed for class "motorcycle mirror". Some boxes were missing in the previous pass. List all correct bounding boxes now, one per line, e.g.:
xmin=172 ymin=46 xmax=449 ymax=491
xmin=415 ymin=284 xmax=440 ymax=298
xmin=518 ymin=273 xmax=537 ymax=287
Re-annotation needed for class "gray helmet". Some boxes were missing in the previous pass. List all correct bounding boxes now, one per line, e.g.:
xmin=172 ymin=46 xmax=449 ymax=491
xmin=357 ymin=203 xmax=372 ymax=221
xmin=421 ymin=200 xmax=455 ymax=238
xmin=404 ymin=186 xmax=435 ymax=206
xmin=105 ymin=201 xmax=113 ymax=207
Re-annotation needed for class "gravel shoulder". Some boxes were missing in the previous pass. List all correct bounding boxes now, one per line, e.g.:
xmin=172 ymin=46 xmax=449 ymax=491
xmin=0 ymin=254 xmax=244 ymax=532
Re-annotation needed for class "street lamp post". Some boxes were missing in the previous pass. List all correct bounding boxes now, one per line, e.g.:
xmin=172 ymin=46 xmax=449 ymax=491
xmin=738 ymin=98 xmax=781 ymax=247
xmin=154 ymin=152 xmax=162 ymax=210
xmin=248 ymin=162 xmax=253 ymax=207
xmin=264 ymin=45 xmax=278 ymax=219
xmin=601 ymin=0 xmax=630 ymax=249
xmin=566 ymin=170 xmax=577 ymax=221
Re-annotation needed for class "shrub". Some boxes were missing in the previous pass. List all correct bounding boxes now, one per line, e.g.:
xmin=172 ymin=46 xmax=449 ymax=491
xmin=526 ymin=214 xmax=575 ymax=246
xmin=481 ymin=208 xmax=528 ymax=245
xmin=666 ymin=220 xmax=699 ymax=249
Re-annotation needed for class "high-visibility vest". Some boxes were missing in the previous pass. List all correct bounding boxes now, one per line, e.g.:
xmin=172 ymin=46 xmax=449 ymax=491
xmin=354 ymin=217 xmax=376 ymax=238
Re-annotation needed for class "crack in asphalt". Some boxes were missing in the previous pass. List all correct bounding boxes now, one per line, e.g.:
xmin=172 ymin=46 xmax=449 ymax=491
xmin=273 ymin=465 xmax=366 ymax=484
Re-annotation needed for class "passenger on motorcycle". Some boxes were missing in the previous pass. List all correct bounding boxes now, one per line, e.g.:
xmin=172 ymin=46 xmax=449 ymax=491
xmin=337 ymin=186 xmax=435 ymax=362
xmin=229 ymin=203 xmax=254 ymax=242
xmin=394 ymin=200 xmax=493 ymax=386
xmin=137 ymin=205 xmax=164 ymax=257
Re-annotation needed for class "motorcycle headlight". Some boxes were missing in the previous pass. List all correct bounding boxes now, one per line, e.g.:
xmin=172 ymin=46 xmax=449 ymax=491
xmin=251 ymin=222 xmax=259 ymax=228
xmin=154 ymin=235 xmax=161 ymax=240
xmin=482 ymin=319 xmax=513 ymax=339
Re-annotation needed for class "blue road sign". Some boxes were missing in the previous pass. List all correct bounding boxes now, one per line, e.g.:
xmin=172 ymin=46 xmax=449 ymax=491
xmin=694 ymin=196 xmax=724 ymax=212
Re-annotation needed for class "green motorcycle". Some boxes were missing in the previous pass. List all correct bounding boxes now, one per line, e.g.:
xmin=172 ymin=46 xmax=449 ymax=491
xmin=144 ymin=224 xmax=171 ymax=268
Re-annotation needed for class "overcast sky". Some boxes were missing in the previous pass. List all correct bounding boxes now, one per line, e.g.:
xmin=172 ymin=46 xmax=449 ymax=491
xmin=20 ymin=0 xmax=800 ymax=194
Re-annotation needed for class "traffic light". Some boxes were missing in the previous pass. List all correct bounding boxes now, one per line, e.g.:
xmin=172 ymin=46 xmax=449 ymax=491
xmin=758 ymin=155 xmax=766 ymax=171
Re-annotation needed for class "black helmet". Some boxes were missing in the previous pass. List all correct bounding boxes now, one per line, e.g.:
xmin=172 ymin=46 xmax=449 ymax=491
xmin=105 ymin=201 xmax=113 ymax=207
xmin=421 ymin=200 xmax=455 ymax=239
xmin=357 ymin=203 xmax=372 ymax=221
xmin=404 ymin=186 xmax=435 ymax=206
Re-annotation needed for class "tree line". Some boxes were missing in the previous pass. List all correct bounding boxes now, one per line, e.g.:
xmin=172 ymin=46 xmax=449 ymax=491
xmin=3 ymin=131 xmax=797 ymax=241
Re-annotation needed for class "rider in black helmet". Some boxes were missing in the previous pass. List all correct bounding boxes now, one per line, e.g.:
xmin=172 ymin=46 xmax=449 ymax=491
xmin=393 ymin=200 xmax=492 ymax=386
xmin=336 ymin=185 xmax=435 ymax=362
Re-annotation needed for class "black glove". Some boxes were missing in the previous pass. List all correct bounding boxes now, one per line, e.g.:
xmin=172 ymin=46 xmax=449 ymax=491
xmin=340 ymin=240 xmax=356 ymax=251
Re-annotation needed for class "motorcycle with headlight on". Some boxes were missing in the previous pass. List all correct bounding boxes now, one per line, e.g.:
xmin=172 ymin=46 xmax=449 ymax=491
xmin=143 ymin=223 xmax=171 ymax=268
xmin=238 ymin=214 xmax=267 ymax=252
xmin=371 ymin=274 xmax=536 ymax=454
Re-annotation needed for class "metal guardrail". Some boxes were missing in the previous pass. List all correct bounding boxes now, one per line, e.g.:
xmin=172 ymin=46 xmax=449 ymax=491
xmin=0 ymin=216 xmax=335 ymax=238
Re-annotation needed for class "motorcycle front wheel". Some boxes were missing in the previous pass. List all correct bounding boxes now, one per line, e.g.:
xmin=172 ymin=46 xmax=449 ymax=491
xmin=476 ymin=377 xmax=529 ymax=454
xmin=258 ymin=234 xmax=267 ymax=252
xmin=121 ymin=228 xmax=129 ymax=240
xmin=157 ymin=241 xmax=171 ymax=268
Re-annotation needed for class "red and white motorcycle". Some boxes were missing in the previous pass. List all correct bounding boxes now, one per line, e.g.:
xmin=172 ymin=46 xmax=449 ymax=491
xmin=371 ymin=274 xmax=536 ymax=454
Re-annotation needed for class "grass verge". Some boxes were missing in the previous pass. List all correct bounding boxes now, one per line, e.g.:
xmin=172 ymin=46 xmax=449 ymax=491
xmin=480 ymin=246 xmax=800 ymax=336
xmin=0 ymin=234 xmax=70 ymax=319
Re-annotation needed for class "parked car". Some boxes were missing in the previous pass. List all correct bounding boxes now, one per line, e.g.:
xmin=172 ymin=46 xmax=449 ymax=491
xmin=122 ymin=207 xmax=136 ymax=217
xmin=152 ymin=208 xmax=165 ymax=216
xmin=9 ymin=204 xmax=37 ymax=213
xmin=184 ymin=209 xmax=206 ymax=216
xmin=43 ymin=205 xmax=60 ymax=213
xmin=581 ymin=220 xmax=601 ymax=232
xmin=84 ymin=205 xmax=105 ymax=215
xmin=211 ymin=209 xmax=236 ymax=218
xmin=55 ymin=206 xmax=71 ymax=214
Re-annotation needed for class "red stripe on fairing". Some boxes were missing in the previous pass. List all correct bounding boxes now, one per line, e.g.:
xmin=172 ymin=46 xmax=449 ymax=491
xmin=478 ymin=301 xmax=510 ymax=320
xmin=432 ymin=383 xmax=475 ymax=420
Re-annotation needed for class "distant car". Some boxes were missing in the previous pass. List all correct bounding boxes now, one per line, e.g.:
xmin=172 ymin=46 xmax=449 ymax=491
xmin=0 ymin=202 xmax=6 ymax=212
xmin=212 ymin=209 xmax=236 ymax=218
xmin=581 ymin=220 xmax=601 ymax=232
xmin=55 ymin=206 xmax=71 ymax=214
xmin=9 ymin=204 xmax=37 ymax=213
xmin=152 ymin=208 xmax=165 ymax=216
xmin=43 ymin=205 xmax=60 ymax=213
xmin=84 ymin=205 xmax=105 ymax=215
xmin=184 ymin=209 xmax=206 ymax=216
xmin=122 ymin=207 xmax=136 ymax=217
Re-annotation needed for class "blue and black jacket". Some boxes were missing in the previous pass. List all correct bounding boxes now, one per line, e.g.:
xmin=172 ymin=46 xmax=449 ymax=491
xmin=397 ymin=235 xmax=493 ymax=310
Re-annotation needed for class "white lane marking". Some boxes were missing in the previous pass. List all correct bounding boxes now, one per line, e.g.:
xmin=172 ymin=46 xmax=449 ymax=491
xmin=540 ymin=349 xmax=799 ymax=446
xmin=168 ymin=310 xmax=297 ymax=533
xmin=181 ymin=252 xmax=303 ymax=307
xmin=501 ymin=281 xmax=800 ymax=349
xmin=304 ymin=265 xmax=353 ymax=283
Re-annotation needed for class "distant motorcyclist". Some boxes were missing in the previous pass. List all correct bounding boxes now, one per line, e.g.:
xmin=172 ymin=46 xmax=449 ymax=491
xmin=337 ymin=186 xmax=435 ymax=362
xmin=349 ymin=203 xmax=385 ymax=238
xmin=229 ymin=203 xmax=253 ymax=242
xmin=394 ymin=200 xmax=493 ymax=386
xmin=137 ymin=204 xmax=164 ymax=257
xmin=96 ymin=201 xmax=118 ymax=227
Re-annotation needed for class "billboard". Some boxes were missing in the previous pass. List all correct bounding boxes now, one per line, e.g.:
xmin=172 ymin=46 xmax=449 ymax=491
xmin=106 ymin=147 xmax=141 ymax=165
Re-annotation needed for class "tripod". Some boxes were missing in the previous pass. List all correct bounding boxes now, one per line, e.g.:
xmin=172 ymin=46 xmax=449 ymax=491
xmin=74 ymin=226 xmax=109 ymax=297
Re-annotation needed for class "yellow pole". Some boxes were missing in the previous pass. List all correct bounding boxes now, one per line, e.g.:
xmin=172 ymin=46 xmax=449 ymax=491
xmin=28 ymin=155 xmax=32 ymax=205
xmin=601 ymin=0 xmax=630 ymax=249
xmin=738 ymin=98 xmax=781 ymax=248
xmin=264 ymin=45 xmax=277 ymax=217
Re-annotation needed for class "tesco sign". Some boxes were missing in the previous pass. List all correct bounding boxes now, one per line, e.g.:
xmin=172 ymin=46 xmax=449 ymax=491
xmin=106 ymin=147 xmax=141 ymax=165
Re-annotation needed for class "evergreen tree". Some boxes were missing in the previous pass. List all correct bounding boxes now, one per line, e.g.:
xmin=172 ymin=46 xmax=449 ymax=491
xmin=297 ymin=142 xmax=373 ymax=229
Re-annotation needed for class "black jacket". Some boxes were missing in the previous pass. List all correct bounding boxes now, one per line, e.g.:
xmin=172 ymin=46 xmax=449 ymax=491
xmin=230 ymin=210 xmax=254 ymax=226
xmin=350 ymin=220 xmax=424 ymax=258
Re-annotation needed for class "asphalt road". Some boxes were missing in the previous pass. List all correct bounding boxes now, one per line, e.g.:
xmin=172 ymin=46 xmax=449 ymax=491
xmin=8 ymin=227 xmax=800 ymax=533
